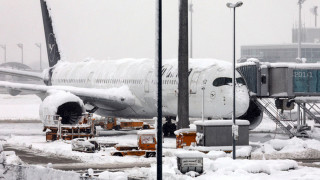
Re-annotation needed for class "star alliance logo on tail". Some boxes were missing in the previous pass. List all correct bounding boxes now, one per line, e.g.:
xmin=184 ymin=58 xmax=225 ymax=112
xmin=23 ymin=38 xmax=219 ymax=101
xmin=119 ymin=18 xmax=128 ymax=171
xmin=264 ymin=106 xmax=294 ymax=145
xmin=48 ymin=33 xmax=57 ymax=63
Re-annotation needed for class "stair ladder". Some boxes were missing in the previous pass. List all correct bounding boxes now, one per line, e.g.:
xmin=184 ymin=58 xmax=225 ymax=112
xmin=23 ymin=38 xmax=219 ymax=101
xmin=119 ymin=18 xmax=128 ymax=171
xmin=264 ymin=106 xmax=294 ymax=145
xmin=299 ymin=103 xmax=320 ymax=124
xmin=254 ymin=98 xmax=296 ymax=137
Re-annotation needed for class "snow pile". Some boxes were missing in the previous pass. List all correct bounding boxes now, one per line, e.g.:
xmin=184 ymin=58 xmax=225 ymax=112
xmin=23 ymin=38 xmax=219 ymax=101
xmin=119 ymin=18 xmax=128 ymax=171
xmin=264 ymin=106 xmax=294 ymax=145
xmin=1 ymin=164 xmax=80 ymax=180
xmin=99 ymin=171 xmax=127 ymax=180
xmin=0 ymin=149 xmax=53 ymax=180
xmin=252 ymin=137 xmax=320 ymax=159
xmin=3 ymin=151 xmax=23 ymax=165
xmin=210 ymin=157 xmax=297 ymax=175
xmin=235 ymin=146 xmax=252 ymax=157
xmin=175 ymin=151 xmax=205 ymax=158
xmin=194 ymin=119 xmax=250 ymax=126
xmin=206 ymin=150 xmax=226 ymax=160
xmin=247 ymin=58 xmax=260 ymax=63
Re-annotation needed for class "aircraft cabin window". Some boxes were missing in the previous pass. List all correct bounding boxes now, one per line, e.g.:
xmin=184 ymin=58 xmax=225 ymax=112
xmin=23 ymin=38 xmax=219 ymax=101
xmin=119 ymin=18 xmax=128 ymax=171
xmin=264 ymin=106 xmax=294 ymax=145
xmin=213 ymin=77 xmax=246 ymax=87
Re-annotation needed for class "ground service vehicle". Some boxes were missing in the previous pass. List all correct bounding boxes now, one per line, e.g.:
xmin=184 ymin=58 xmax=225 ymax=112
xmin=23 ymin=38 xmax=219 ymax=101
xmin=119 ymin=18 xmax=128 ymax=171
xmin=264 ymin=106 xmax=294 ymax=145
xmin=44 ymin=114 xmax=95 ymax=141
xmin=97 ymin=117 xmax=151 ymax=130
xmin=111 ymin=130 xmax=156 ymax=157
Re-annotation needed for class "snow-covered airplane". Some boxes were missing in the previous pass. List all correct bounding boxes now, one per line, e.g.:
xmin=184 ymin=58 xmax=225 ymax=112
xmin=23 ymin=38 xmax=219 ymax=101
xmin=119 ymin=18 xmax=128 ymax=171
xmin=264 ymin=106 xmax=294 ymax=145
xmin=0 ymin=0 xmax=263 ymax=135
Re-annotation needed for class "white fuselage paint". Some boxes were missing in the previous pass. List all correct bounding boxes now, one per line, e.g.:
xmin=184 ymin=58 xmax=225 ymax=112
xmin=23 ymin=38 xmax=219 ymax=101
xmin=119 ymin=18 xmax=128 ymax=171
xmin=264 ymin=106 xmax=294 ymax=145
xmin=50 ymin=58 xmax=250 ymax=119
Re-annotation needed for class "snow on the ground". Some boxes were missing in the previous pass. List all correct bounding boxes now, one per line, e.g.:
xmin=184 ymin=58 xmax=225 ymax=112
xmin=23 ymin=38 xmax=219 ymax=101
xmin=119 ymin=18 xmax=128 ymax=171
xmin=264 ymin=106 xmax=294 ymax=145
xmin=116 ymin=157 xmax=320 ymax=180
xmin=252 ymin=136 xmax=320 ymax=159
xmin=0 ymin=94 xmax=41 ymax=121
xmin=0 ymin=143 xmax=79 ymax=180
xmin=252 ymin=116 xmax=278 ymax=133
xmin=3 ymin=94 xmax=320 ymax=179
xmin=2 ymin=134 xmax=155 ymax=164
xmin=0 ymin=123 xmax=44 ymax=136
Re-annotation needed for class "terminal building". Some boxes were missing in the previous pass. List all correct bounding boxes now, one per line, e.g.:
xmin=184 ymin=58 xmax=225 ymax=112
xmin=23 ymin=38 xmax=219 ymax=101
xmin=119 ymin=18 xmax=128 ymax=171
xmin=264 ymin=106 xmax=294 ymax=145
xmin=240 ymin=28 xmax=320 ymax=63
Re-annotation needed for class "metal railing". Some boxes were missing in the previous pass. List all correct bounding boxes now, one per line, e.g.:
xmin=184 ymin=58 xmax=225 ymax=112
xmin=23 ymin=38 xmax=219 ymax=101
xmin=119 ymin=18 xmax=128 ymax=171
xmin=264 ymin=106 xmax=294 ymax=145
xmin=299 ymin=103 xmax=320 ymax=124
xmin=254 ymin=98 xmax=295 ymax=137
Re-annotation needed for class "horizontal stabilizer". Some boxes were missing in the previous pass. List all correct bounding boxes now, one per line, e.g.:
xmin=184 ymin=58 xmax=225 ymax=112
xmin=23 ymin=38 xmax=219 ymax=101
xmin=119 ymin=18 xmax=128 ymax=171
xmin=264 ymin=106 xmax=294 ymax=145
xmin=0 ymin=68 xmax=43 ymax=81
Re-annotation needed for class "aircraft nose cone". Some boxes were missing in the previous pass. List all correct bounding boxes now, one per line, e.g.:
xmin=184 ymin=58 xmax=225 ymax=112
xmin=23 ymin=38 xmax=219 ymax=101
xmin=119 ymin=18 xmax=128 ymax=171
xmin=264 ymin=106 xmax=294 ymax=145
xmin=235 ymin=88 xmax=250 ymax=116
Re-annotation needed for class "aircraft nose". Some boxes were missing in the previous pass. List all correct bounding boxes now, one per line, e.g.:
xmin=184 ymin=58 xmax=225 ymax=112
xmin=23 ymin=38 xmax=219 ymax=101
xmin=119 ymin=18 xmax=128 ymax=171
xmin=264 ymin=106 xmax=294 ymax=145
xmin=235 ymin=86 xmax=250 ymax=116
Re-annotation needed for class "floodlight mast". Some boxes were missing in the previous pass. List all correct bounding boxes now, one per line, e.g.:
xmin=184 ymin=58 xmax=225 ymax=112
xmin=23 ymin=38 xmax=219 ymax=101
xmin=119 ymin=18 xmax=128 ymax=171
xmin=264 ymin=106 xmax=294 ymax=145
xmin=311 ymin=6 xmax=318 ymax=27
xmin=226 ymin=1 xmax=243 ymax=160
xmin=35 ymin=43 xmax=42 ymax=70
xmin=297 ymin=0 xmax=306 ymax=60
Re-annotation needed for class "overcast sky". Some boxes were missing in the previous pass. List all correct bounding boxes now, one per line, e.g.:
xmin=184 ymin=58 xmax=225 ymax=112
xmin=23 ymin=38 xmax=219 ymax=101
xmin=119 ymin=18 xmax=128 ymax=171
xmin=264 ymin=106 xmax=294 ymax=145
xmin=0 ymin=0 xmax=319 ymax=70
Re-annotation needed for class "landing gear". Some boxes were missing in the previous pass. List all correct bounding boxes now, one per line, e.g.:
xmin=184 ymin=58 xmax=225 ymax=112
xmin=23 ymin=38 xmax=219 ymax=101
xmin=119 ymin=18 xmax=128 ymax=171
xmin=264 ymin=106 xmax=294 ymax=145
xmin=163 ymin=117 xmax=177 ymax=137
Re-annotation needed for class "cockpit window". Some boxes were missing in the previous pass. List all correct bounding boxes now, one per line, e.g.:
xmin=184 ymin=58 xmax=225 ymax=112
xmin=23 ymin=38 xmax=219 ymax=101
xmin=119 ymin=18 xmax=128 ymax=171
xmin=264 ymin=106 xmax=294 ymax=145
xmin=212 ymin=77 xmax=232 ymax=87
xmin=212 ymin=77 xmax=246 ymax=87
xmin=236 ymin=77 xmax=246 ymax=85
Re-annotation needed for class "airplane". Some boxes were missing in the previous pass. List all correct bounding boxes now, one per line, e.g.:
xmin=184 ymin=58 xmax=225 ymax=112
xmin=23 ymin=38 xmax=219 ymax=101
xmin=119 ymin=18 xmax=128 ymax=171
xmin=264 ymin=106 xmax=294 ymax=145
xmin=0 ymin=0 xmax=263 ymax=136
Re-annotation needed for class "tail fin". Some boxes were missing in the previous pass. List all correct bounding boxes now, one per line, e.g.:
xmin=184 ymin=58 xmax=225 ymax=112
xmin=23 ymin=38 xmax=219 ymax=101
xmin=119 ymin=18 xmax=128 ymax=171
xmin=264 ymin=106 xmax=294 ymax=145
xmin=40 ymin=0 xmax=61 ymax=67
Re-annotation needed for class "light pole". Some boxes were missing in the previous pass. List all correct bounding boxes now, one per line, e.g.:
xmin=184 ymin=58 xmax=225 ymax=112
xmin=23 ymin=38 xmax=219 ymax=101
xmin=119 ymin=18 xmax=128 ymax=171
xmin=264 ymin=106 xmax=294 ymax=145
xmin=35 ymin=43 xmax=42 ymax=70
xmin=298 ymin=0 xmax=306 ymax=61
xmin=17 ymin=43 xmax=23 ymax=64
xmin=189 ymin=0 xmax=193 ymax=58
xmin=311 ymin=6 xmax=318 ymax=27
xmin=226 ymin=1 xmax=243 ymax=160
xmin=156 ymin=0 xmax=162 ymax=179
xmin=0 ymin=45 xmax=6 ymax=63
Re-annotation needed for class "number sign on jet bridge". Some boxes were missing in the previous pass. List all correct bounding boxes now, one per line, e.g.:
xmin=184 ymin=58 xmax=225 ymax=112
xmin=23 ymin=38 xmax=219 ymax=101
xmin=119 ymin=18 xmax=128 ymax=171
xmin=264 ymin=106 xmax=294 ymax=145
xmin=237 ymin=62 xmax=320 ymax=98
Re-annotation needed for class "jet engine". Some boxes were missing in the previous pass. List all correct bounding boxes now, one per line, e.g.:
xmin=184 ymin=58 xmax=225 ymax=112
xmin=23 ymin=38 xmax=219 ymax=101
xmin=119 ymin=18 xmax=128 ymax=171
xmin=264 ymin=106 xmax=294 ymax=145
xmin=39 ymin=91 xmax=86 ymax=125
xmin=238 ymin=99 xmax=263 ymax=130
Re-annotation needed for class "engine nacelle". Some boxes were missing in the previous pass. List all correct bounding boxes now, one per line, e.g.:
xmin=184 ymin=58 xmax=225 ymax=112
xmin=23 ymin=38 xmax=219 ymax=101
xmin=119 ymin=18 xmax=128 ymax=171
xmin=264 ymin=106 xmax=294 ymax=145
xmin=238 ymin=99 xmax=263 ymax=130
xmin=39 ymin=91 xmax=86 ymax=125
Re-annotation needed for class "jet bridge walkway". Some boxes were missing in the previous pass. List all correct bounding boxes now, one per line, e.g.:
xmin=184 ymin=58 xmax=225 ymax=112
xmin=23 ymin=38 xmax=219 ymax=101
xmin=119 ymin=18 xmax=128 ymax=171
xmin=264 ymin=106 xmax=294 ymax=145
xmin=237 ymin=62 xmax=320 ymax=137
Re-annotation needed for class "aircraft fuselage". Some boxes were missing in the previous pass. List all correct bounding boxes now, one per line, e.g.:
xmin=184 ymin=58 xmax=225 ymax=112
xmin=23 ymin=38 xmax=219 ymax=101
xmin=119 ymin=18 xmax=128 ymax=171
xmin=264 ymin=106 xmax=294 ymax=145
xmin=50 ymin=58 xmax=250 ymax=119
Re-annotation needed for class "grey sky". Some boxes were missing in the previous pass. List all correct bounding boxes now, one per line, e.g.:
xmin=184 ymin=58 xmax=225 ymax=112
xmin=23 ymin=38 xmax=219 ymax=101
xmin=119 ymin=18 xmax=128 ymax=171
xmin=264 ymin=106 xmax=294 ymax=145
xmin=0 ymin=0 xmax=319 ymax=70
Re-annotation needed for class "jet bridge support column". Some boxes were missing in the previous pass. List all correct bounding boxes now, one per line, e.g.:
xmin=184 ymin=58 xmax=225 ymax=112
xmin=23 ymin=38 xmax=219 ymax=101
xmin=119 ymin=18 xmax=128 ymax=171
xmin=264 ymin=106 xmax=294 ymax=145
xmin=303 ymin=103 xmax=306 ymax=126
xmin=297 ymin=103 xmax=301 ymax=128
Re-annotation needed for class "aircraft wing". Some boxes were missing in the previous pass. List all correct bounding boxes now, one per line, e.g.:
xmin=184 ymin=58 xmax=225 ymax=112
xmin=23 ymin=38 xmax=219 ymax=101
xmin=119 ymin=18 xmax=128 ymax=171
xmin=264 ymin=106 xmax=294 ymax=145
xmin=0 ymin=81 xmax=135 ymax=111
xmin=0 ymin=68 xmax=44 ymax=81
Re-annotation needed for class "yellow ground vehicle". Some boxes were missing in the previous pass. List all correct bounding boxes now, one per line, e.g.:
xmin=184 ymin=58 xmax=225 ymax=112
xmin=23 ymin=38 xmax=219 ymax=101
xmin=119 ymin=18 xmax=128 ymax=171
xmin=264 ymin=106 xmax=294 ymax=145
xmin=98 ymin=117 xmax=151 ymax=130
xmin=175 ymin=129 xmax=197 ymax=148
xmin=111 ymin=130 xmax=156 ymax=157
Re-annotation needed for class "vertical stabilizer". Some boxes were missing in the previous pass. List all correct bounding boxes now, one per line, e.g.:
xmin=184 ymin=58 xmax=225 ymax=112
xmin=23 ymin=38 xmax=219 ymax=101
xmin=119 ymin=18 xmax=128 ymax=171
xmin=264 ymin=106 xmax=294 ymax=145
xmin=40 ymin=0 xmax=61 ymax=67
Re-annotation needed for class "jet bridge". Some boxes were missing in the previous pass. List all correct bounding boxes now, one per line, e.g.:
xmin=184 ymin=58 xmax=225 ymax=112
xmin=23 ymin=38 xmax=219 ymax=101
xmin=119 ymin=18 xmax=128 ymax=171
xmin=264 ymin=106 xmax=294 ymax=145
xmin=237 ymin=61 xmax=320 ymax=137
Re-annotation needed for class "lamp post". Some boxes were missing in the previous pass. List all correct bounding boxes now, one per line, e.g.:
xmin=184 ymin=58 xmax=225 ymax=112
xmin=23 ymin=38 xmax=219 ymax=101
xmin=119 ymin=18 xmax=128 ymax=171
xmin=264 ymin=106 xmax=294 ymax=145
xmin=311 ymin=6 xmax=318 ymax=27
xmin=226 ymin=1 xmax=243 ymax=160
xmin=298 ymin=0 xmax=306 ymax=61
xmin=156 ymin=0 xmax=162 ymax=179
xmin=0 ymin=45 xmax=6 ymax=63
xmin=35 ymin=43 xmax=42 ymax=70
xmin=17 ymin=43 xmax=23 ymax=64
